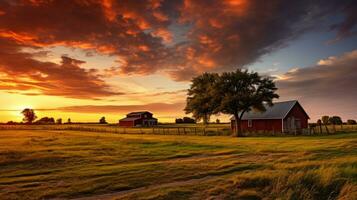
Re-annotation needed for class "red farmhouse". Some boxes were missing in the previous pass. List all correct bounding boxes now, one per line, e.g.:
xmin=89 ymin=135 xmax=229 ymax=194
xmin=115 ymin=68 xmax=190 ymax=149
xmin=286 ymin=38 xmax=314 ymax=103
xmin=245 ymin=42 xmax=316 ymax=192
xmin=119 ymin=111 xmax=158 ymax=127
xmin=231 ymin=100 xmax=309 ymax=133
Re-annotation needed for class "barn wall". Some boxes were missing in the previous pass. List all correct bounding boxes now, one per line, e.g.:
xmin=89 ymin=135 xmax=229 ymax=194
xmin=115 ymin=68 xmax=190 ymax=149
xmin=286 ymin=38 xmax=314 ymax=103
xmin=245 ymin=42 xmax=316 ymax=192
xmin=284 ymin=104 xmax=309 ymax=129
xmin=231 ymin=119 xmax=282 ymax=133
xmin=119 ymin=121 xmax=135 ymax=127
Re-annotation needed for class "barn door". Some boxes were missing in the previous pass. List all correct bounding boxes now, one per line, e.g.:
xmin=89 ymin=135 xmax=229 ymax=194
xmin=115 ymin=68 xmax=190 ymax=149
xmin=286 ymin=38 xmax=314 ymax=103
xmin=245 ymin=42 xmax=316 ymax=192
xmin=295 ymin=119 xmax=301 ymax=129
xmin=290 ymin=116 xmax=295 ymax=130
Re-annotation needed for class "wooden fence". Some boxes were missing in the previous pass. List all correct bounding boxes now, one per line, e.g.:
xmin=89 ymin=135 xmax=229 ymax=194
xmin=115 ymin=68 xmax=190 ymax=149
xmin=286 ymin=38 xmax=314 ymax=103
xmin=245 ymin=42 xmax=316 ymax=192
xmin=0 ymin=124 xmax=232 ymax=136
xmin=0 ymin=124 xmax=356 ymax=136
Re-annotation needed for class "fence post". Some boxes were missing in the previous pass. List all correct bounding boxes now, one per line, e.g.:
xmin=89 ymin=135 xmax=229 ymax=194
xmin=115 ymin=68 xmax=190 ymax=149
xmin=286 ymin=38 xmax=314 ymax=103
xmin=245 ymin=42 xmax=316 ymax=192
xmin=194 ymin=127 xmax=197 ymax=135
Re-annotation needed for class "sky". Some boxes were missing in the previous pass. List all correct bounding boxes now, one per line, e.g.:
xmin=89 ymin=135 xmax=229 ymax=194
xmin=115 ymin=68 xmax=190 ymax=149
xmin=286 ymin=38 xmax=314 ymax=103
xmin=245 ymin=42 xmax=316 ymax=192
xmin=0 ymin=0 xmax=356 ymax=123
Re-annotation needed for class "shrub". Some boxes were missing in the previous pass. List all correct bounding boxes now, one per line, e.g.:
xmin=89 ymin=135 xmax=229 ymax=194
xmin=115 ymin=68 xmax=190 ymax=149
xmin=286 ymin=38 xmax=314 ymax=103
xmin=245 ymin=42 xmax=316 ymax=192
xmin=175 ymin=117 xmax=196 ymax=124
xmin=347 ymin=119 xmax=356 ymax=125
xmin=34 ymin=117 xmax=55 ymax=124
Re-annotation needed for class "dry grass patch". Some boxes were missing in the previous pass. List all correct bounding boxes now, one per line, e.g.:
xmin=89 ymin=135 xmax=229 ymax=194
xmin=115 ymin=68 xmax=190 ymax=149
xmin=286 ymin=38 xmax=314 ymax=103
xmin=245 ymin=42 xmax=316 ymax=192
xmin=0 ymin=130 xmax=356 ymax=199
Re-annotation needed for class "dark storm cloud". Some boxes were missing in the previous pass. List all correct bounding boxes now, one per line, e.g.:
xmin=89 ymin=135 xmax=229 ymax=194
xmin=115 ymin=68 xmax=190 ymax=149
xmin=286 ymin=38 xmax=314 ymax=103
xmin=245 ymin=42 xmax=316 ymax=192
xmin=330 ymin=1 xmax=357 ymax=39
xmin=277 ymin=50 xmax=357 ymax=120
xmin=0 ymin=0 xmax=355 ymax=93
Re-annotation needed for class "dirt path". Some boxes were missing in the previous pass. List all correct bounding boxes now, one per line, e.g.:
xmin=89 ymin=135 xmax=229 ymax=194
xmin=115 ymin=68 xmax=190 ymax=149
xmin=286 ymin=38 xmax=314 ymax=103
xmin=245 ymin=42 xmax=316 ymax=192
xmin=71 ymin=175 xmax=217 ymax=200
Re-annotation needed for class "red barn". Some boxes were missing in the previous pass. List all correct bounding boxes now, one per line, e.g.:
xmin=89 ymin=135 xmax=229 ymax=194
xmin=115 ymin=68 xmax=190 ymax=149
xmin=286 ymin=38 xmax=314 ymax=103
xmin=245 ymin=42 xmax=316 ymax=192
xmin=231 ymin=100 xmax=309 ymax=133
xmin=119 ymin=111 xmax=158 ymax=127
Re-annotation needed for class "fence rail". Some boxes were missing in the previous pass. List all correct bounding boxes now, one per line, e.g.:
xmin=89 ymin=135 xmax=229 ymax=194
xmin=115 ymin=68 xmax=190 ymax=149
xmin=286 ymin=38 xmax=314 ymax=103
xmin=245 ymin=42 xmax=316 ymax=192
xmin=0 ymin=124 xmax=356 ymax=136
xmin=0 ymin=124 xmax=232 ymax=136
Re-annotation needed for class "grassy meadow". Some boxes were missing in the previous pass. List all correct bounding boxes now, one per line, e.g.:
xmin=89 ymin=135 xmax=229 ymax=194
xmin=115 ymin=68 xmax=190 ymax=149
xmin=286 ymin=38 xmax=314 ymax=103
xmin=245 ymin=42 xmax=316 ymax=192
xmin=0 ymin=129 xmax=356 ymax=200
xmin=1 ymin=123 xmax=356 ymax=136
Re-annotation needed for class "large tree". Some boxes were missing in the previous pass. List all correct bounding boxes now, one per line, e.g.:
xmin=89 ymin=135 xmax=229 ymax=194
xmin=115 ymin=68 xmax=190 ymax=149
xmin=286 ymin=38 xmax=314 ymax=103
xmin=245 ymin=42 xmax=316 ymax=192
xmin=215 ymin=70 xmax=279 ymax=136
xmin=185 ymin=73 xmax=220 ymax=125
xmin=21 ymin=108 xmax=37 ymax=124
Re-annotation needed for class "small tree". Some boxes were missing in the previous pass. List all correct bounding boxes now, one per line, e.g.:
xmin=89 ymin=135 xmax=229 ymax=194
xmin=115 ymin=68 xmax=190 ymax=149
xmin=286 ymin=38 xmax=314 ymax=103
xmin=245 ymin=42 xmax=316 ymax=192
xmin=183 ymin=117 xmax=196 ymax=123
xmin=216 ymin=119 xmax=220 ymax=124
xmin=21 ymin=108 xmax=37 ymax=124
xmin=67 ymin=118 xmax=72 ymax=124
xmin=331 ymin=116 xmax=343 ymax=125
xmin=328 ymin=116 xmax=341 ymax=133
xmin=215 ymin=70 xmax=279 ymax=137
xmin=175 ymin=118 xmax=183 ymax=124
xmin=317 ymin=119 xmax=323 ymax=134
xmin=347 ymin=119 xmax=356 ymax=125
xmin=99 ymin=116 xmax=107 ymax=124
xmin=185 ymin=73 xmax=220 ymax=125
xmin=56 ymin=118 xmax=62 ymax=124
xmin=321 ymin=116 xmax=330 ymax=134
xmin=332 ymin=116 xmax=343 ymax=130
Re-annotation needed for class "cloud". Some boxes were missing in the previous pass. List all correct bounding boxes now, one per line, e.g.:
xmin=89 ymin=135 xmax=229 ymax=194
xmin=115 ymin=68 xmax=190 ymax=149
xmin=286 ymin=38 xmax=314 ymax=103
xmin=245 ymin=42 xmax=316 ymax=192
xmin=0 ymin=0 xmax=355 ymax=84
xmin=330 ymin=1 xmax=357 ymax=40
xmin=57 ymin=102 xmax=186 ymax=114
xmin=0 ymin=38 xmax=122 ymax=99
xmin=276 ymin=50 xmax=357 ymax=120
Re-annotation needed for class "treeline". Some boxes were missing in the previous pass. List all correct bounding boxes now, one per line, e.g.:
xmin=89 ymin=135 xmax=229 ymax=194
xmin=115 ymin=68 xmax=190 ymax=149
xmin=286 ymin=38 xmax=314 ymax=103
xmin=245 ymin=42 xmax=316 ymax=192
xmin=311 ymin=115 xmax=357 ymax=134
xmin=4 ymin=108 xmax=109 ymax=125
xmin=175 ymin=117 xmax=196 ymax=124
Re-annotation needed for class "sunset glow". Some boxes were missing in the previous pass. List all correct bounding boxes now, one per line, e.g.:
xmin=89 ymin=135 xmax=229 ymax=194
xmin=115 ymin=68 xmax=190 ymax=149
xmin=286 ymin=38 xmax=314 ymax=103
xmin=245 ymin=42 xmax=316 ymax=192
xmin=0 ymin=0 xmax=356 ymax=123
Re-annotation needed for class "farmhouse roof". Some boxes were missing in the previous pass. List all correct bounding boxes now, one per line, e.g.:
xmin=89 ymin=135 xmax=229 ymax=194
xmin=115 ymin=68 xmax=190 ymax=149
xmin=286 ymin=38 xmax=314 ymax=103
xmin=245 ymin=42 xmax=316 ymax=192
xmin=127 ymin=111 xmax=152 ymax=115
xmin=119 ymin=117 xmax=140 ymax=122
xmin=230 ymin=100 xmax=309 ymax=120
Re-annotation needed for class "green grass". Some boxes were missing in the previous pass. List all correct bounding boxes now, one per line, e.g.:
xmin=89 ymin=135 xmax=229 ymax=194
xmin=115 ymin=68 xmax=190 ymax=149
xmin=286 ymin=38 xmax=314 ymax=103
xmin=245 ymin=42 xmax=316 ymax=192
xmin=0 ymin=130 xmax=356 ymax=199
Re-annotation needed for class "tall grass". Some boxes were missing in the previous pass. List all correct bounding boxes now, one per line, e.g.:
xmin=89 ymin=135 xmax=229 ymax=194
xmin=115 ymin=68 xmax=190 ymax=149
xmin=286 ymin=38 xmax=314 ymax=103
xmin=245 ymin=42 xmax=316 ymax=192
xmin=2 ymin=124 xmax=357 ymax=137
xmin=0 ymin=130 xmax=355 ymax=199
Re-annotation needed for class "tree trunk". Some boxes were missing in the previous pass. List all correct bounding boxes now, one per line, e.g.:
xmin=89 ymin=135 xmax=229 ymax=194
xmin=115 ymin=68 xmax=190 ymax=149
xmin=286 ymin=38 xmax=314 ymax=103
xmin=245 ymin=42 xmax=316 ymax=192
xmin=237 ymin=118 xmax=242 ymax=137
xmin=319 ymin=124 xmax=322 ymax=134
xmin=325 ymin=124 xmax=329 ymax=134
xmin=233 ymin=112 xmax=244 ymax=137
xmin=233 ymin=113 xmax=239 ymax=137
xmin=203 ymin=114 xmax=209 ymax=125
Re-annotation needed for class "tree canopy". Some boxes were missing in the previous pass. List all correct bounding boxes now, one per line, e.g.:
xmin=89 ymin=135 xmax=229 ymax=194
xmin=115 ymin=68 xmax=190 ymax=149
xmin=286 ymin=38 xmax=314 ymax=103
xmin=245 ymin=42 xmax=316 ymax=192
xmin=185 ymin=69 xmax=279 ymax=136
xmin=185 ymin=72 xmax=220 ymax=124
xmin=215 ymin=70 xmax=279 ymax=136
xmin=21 ymin=108 xmax=37 ymax=124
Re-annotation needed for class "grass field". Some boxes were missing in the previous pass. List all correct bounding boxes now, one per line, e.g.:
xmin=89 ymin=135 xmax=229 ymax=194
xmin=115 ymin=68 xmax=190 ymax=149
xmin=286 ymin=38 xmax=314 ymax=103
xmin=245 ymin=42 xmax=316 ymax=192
xmin=1 ymin=124 xmax=356 ymax=136
xmin=0 ymin=124 xmax=233 ymax=136
xmin=0 ymin=130 xmax=356 ymax=199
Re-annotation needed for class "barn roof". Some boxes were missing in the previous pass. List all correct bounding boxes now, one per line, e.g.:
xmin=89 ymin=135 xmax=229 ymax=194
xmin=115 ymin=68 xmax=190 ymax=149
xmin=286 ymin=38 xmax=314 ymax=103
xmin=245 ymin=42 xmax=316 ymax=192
xmin=119 ymin=117 xmax=140 ymax=122
xmin=231 ymin=100 xmax=307 ymax=120
xmin=127 ymin=111 xmax=152 ymax=115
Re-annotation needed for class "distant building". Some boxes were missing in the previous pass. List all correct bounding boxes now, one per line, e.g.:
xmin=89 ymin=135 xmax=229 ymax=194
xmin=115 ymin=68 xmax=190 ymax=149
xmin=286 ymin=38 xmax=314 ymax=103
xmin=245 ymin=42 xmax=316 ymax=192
xmin=119 ymin=111 xmax=158 ymax=127
xmin=231 ymin=100 xmax=309 ymax=133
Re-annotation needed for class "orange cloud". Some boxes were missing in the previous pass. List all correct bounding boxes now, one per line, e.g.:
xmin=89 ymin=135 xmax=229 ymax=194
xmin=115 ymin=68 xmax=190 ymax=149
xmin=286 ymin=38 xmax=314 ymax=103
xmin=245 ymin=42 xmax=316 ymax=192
xmin=101 ymin=0 xmax=116 ymax=22
xmin=152 ymin=28 xmax=173 ymax=43
xmin=0 ymin=0 xmax=354 ymax=86
xmin=0 ymin=38 xmax=122 ymax=99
